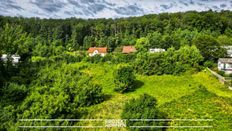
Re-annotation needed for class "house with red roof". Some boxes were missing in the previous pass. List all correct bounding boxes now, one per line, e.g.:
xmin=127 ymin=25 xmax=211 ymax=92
xmin=122 ymin=46 xmax=137 ymax=54
xmin=88 ymin=47 xmax=107 ymax=57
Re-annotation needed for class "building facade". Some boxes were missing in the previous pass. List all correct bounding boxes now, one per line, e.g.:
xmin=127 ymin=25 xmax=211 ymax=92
xmin=1 ymin=54 xmax=20 ymax=64
xmin=122 ymin=46 xmax=137 ymax=54
xmin=218 ymin=58 xmax=232 ymax=74
xmin=88 ymin=47 xmax=107 ymax=57
xmin=149 ymin=48 xmax=166 ymax=53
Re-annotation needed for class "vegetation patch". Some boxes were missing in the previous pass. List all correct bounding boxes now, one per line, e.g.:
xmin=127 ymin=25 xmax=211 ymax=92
xmin=161 ymin=87 xmax=232 ymax=130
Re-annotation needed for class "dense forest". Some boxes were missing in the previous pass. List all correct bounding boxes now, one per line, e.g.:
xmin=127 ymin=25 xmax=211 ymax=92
xmin=0 ymin=10 xmax=232 ymax=130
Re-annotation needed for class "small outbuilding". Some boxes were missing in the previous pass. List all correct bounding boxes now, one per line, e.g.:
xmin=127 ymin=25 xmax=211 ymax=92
xmin=218 ymin=58 xmax=232 ymax=74
xmin=122 ymin=46 xmax=137 ymax=54
xmin=1 ymin=54 xmax=20 ymax=64
xmin=88 ymin=47 xmax=107 ymax=57
xmin=149 ymin=48 xmax=165 ymax=53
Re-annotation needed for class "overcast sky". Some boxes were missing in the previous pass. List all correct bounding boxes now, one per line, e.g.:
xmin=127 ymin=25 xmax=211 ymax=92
xmin=0 ymin=0 xmax=232 ymax=18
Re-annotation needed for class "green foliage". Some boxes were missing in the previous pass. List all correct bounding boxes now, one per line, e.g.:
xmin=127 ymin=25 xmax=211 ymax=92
xmin=193 ymin=35 xmax=227 ymax=61
xmin=175 ymin=45 xmax=203 ymax=67
xmin=84 ymin=53 xmax=137 ymax=64
xmin=75 ymin=83 xmax=104 ymax=107
xmin=161 ymin=86 xmax=232 ymax=130
xmin=0 ymin=11 xmax=231 ymax=62
xmin=135 ymin=31 xmax=182 ymax=51
xmin=161 ymin=34 xmax=181 ymax=49
xmin=147 ymin=31 xmax=163 ymax=48
xmin=0 ymin=11 xmax=231 ymax=56
xmin=134 ymin=45 xmax=203 ymax=75
xmin=0 ymin=24 xmax=34 ymax=86
xmin=106 ymin=53 xmax=137 ymax=64
xmin=0 ymin=105 xmax=18 ymax=130
xmin=217 ymin=35 xmax=232 ymax=45
xmin=84 ymin=54 xmax=103 ymax=63
xmin=32 ymin=38 xmax=65 ymax=57
xmin=135 ymin=37 xmax=149 ymax=52
xmin=121 ymin=94 xmax=167 ymax=130
xmin=19 ymin=87 xmax=72 ymax=119
xmin=0 ymin=23 xmax=33 ymax=56
xmin=1 ymin=83 xmax=28 ymax=102
xmin=218 ymin=70 xmax=225 ymax=76
xmin=1 ymin=11 xmax=232 ymax=129
xmin=134 ymin=52 xmax=162 ymax=75
xmin=204 ymin=60 xmax=215 ymax=68
xmin=114 ymin=64 xmax=136 ymax=93
xmin=16 ymin=64 xmax=104 ymax=120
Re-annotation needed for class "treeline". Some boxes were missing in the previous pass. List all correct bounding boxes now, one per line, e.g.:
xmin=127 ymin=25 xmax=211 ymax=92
xmin=0 ymin=10 xmax=232 ymax=52
xmin=0 ymin=10 xmax=231 ymax=87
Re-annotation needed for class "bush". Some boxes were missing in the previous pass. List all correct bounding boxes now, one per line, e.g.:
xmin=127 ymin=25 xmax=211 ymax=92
xmin=121 ymin=94 xmax=167 ymax=130
xmin=17 ymin=64 xmax=105 ymax=119
xmin=83 ymin=54 xmax=103 ymax=63
xmin=111 ymin=53 xmax=136 ymax=64
xmin=75 ymin=83 xmax=104 ymax=106
xmin=134 ymin=53 xmax=163 ymax=75
xmin=2 ymin=83 xmax=28 ymax=102
xmin=228 ymin=74 xmax=232 ymax=77
xmin=204 ymin=60 xmax=215 ymax=68
xmin=62 ymin=54 xmax=85 ymax=63
xmin=218 ymin=70 xmax=225 ymax=76
xmin=114 ymin=64 xmax=136 ymax=93
xmin=193 ymin=35 xmax=227 ymax=61
xmin=134 ymin=46 xmax=203 ymax=75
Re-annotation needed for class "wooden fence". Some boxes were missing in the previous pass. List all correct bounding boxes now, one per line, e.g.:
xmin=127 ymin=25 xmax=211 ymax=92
xmin=206 ymin=68 xmax=229 ymax=84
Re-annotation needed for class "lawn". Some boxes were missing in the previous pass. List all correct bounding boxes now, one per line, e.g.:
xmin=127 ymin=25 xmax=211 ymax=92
xmin=74 ymin=62 xmax=232 ymax=130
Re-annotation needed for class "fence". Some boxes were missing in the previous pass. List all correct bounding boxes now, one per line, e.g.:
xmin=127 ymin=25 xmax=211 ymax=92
xmin=206 ymin=68 xmax=228 ymax=83
xmin=207 ymin=68 xmax=232 ymax=84
xmin=207 ymin=68 xmax=232 ymax=90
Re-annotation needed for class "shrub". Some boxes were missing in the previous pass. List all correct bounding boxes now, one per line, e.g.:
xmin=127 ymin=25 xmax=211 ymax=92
xmin=62 ymin=54 xmax=85 ymax=63
xmin=218 ymin=70 xmax=225 ymax=76
xmin=2 ymin=83 xmax=28 ymax=102
xmin=112 ymin=53 xmax=136 ymax=64
xmin=18 ymin=64 xmax=105 ymax=119
xmin=114 ymin=64 xmax=136 ymax=93
xmin=75 ymin=83 xmax=104 ymax=106
xmin=134 ymin=52 xmax=163 ymax=75
xmin=193 ymin=35 xmax=227 ymax=61
xmin=134 ymin=46 xmax=203 ymax=75
xmin=204 ymin=60 xmax=215 ymax=68
xmin=83 ymin=54 xmax=102 ymax=63
xmin=229 ymin=73 xmax=232 ymax=77
xmin=121 ymin=94 xmax=167 ymax=130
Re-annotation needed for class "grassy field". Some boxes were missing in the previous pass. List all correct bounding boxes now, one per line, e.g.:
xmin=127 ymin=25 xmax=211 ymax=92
xmin=73 ymin=62 xmax=232 ymax=130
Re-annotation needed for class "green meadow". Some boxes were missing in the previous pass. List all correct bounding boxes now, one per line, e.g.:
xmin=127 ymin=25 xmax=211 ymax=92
xmin=68 ymin=62 xmax=232 ymax=130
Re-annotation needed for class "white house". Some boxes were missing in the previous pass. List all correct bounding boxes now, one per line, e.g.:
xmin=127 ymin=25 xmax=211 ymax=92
xmin=218 ymin=58 xmax=232 ymax=74
xmin=1 ymin=54 xmax=20 ymax=64
xmin=88 ymin=47 xmax=107 ymax=57
xmin=149 ymin=48 xmax=165 ymax=53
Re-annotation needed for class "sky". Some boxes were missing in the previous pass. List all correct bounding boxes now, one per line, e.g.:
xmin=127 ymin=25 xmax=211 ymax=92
xmin=0 ymin=0 xmax=232 ymax=18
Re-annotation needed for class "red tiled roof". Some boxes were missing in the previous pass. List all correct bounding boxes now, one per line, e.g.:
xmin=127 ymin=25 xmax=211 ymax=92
xmin=122 ymin=46 xmax=137 ymax=53
xmin=88 ymin=47 xmax=107 ymax=53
